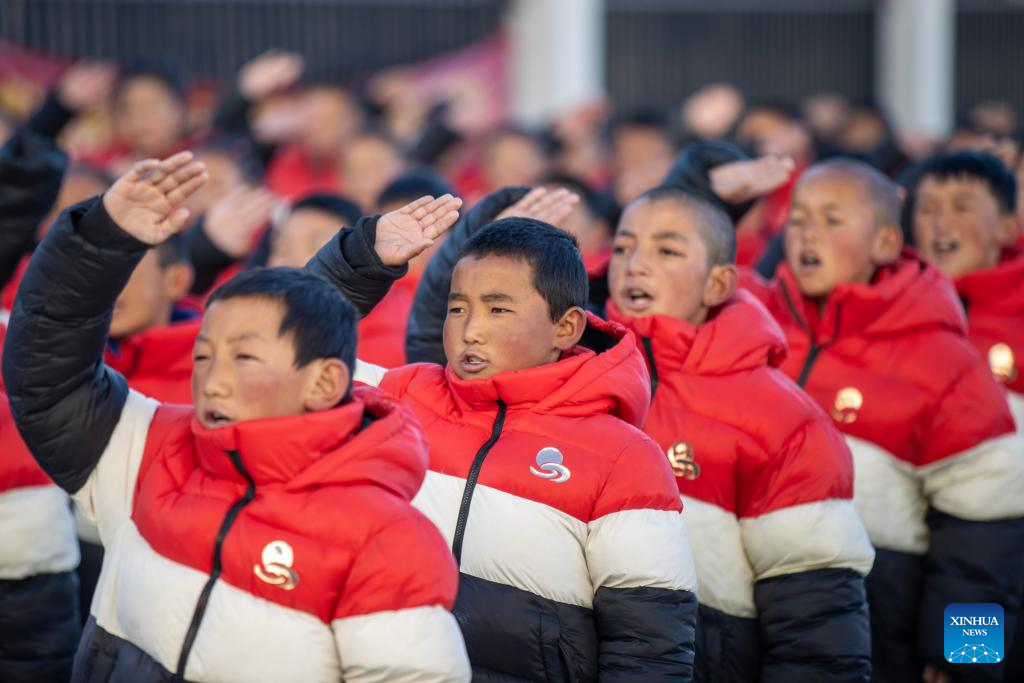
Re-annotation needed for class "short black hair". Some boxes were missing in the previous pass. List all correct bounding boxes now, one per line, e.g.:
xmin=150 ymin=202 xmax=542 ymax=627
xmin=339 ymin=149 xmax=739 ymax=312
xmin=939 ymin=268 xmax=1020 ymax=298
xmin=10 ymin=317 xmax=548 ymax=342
xmin=916 ymin=150 xmax=1017 ymax=215
xmin=290 ymin=193 xmax=363 ymax=228
xmin=631 ymin=187 xmax=737 ymax=267
xmin=376 ymin=168 xmax=455 ymax=210
xmin=116 ymin=55 xmax=189 ymax=103
xmin=458 ymin=218 xmax=588 ymax=321
xmin=207 ymin=268 xmax=358 ymax=372
xmin=611 ymin=109 xmax=670 ymax=133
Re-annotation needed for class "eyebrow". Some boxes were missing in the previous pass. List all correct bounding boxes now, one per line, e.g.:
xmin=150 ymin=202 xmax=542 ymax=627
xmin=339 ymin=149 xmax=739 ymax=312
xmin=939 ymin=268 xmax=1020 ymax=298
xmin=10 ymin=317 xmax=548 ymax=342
xmin=448 ymin=292 xmax=515 ymax=303
xmin=196 ymin=332 xmax=265 ymax=344
xmin=616 ymin=228 xmax=689 ymax=243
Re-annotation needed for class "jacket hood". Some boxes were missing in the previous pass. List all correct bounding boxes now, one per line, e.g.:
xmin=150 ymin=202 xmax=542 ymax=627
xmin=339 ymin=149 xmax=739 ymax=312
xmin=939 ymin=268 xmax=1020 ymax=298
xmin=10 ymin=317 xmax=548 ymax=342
xmin=606 ymin=289 xmax=788 ymax=376
xmin=191 ymin=384 xmax=427 ymax=499
xmin=774 ymin=251 xmax=966 ymax=340
xmin=444 ymin=312 xmax=651 ymax=428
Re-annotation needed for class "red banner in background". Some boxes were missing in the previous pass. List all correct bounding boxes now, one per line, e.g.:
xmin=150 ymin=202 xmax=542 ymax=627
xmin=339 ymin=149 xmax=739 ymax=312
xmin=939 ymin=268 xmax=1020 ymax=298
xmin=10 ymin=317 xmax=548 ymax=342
xmin=365 ymin=31 xmax=510 ymax=140
xmin=0 ymin=41 xmax=67 ymax=119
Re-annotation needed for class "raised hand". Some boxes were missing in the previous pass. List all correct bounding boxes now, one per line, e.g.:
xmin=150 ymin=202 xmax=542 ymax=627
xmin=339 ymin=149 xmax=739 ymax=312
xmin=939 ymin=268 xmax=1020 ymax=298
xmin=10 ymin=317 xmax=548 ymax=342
xmin=102 ymin=152 xmax=208 ymax=245
xmin=496 ymin=187 xmax=580 ymax=225
xmin=204 ymin=185 xmax=278 ymax=258
xmin=57 ymin=61 xmax=118 ymax=112
xmin=238 ymin=50 xmax=305 ymax=101
xmin=710 ymin=155 xmax=795 ymax=205
xmin=375 ymin=194 xmax=463 ymax=267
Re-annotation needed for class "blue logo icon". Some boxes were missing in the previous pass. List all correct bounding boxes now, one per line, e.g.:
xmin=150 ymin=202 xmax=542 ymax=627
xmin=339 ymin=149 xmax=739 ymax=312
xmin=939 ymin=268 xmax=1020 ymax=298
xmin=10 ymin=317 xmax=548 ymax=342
xmin=945 ymin=603 xmax=1004 ymax=664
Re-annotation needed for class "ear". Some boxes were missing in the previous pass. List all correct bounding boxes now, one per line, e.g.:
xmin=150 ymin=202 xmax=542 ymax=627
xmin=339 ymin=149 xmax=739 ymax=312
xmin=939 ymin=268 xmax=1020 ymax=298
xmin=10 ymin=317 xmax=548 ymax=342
xmin=162 ymin=262 xmax=195 ymax=302
xmin=553 ymin=306 xmax=588 ymax=352
xmin=871 ymin=224 xmax=904 ymax=265
xmin=303 ymin=358 xmax=351 ymax=412
xmin=702 ymin=263 xmax=738 ymax=310
xmin=998 ymin=213 xmax=1021 ymax=247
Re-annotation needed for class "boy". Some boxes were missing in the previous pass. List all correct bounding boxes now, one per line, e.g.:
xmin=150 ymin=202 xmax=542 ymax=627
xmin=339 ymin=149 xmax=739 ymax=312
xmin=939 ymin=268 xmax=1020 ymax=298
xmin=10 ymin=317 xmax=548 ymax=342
xmin=0 ymin=120 xmax=80 ymax=683
xmin=755 ymin=158 xmax=1024 ymax=683
xmin=3 ymin=152 xmax=470 ymax=682
xmin=308 ymin=197 xmax=698 ymax=679
xmin=269 ymin=192 xmax=410 ymax=368
xmin=910 ymin=151 xmax=1023 ymax=428
xmin=404 ymin=183 xmax=874 ymax=681
xmin=606 ymin=186 xmax=874 ymax=682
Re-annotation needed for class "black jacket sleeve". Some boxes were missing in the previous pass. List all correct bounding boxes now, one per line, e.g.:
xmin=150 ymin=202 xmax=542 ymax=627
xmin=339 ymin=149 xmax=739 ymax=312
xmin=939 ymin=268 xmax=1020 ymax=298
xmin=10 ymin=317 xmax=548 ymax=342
xmin=304 ymin=215 xmax=408 ymax=318
xmin=404 ymin=186 xmax=531 ymax=365
xmin=2 ymin=198 xmax=148 ymax=493
xmin=23 ymin=91 xmax=77 ymax=141
xmin=0 ymin=128 xmax=68 ymax=288
xmin=754 ymin=568 xmax=871 ymax=682
xmin=918 ymin=509 xmax=1024 ymax=682
xmin=658 ymin=140 xmax=754 ymax=224
xmin=184 ymin=216 xmax=238 ymax=296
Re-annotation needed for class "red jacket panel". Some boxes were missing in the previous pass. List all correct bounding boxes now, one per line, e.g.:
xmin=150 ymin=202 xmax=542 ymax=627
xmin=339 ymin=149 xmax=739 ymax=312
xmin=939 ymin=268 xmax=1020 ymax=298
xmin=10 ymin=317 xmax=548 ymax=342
xmin=756 ymin=253 xmax=1015 ymax=467
xmin=956 ymin=247 xmax=1024 ymax=397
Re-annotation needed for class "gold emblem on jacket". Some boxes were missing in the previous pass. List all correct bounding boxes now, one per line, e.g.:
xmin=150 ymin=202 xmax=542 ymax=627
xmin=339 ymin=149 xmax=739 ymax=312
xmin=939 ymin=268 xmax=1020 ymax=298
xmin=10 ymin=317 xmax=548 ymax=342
xmin=831 ymin=387 xmax=863 ymax=424
xmin=989 ymin=343 xmax=1018 ymax=383
xmin=667 ymin=442 xmax=700 ymax=480
xmin=254 ymin=540 xmax=299 ymax=590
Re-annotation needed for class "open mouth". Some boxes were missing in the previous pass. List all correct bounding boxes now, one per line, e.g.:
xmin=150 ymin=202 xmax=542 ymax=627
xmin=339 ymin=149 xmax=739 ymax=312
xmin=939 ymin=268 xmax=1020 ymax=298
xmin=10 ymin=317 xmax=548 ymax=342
xmin=203 ymin=410 xmax=235 ymax=427
xmin=459 ymin=351 xmax=490 ymax=374
xmin=932 ymin=236 xmax=960 ymax=255
xmin=798 ymin=250 xmax=822 ymax=267
xmin=621 ymin=286 xmax=655 ymax=312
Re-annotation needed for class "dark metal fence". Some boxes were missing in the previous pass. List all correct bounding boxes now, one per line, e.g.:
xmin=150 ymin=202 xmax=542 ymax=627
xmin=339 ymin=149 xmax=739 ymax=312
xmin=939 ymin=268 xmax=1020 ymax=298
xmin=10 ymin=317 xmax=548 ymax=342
xmin=0 ymin=0 xmax=506 ymax=82
xmin=605 ymin=0 xmax=876 ymax=114
xmin=1 ymin=0 xmax=1023 ymax=126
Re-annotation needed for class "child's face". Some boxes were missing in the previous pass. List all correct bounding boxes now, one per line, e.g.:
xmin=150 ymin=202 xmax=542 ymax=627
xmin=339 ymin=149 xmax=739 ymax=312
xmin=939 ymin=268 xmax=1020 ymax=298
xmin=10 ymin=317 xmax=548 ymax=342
xmin=443 ymin=254 xmax=581 ymax=380
xmin=784 ymin=171 xmax=898 ymax=299
xmin=114 ymin=76 xmax=186 ymax=157
xmin=192 ymin=297 xmax=338 ymax=428
xmin=482 ymin=134 xmax=547 ymax=189
xmin=608 ymin=198 xmax=717 ymax=326
xmin=913 ymin=176 xmax=1014 ymax=278
xmin=301 ymin=87 xmax=364 ymax=160
xmin=342 ymin=137 xmax=405 ymax=211
xmin=268 ymin=209 xmax=343 ymax=269
xmin=110 ymin=250 xmax=191 ymax=339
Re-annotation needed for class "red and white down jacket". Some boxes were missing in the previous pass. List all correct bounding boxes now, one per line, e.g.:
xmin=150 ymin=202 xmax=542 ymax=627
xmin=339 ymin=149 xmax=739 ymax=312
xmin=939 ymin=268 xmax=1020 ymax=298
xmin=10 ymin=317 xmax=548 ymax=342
xmin=753 ymin=253 xmax=1024 ymax=680
xmin=607 ymin=292 xmax=874 ymax=682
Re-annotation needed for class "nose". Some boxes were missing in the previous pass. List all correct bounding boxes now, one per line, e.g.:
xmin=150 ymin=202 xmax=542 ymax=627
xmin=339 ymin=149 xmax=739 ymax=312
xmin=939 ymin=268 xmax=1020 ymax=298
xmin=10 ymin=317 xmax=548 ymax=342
xmin=199 ymin=356 xmax=231 ymax=400
xmin=625 ymin=245 xmax=652 ymax=276
xmin=461 ymin=309 xmax=487 ymax=346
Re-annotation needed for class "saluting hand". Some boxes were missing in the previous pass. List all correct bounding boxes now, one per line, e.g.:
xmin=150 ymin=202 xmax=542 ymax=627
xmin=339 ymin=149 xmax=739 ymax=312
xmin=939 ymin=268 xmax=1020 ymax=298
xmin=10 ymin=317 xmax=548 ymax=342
xmin=103 ymin=152 xmax=208 ymax=245
xmin=496 ymin=187 xmax=580 ymax=225
xmin=374 ymin=194 xmax=463 ymax=267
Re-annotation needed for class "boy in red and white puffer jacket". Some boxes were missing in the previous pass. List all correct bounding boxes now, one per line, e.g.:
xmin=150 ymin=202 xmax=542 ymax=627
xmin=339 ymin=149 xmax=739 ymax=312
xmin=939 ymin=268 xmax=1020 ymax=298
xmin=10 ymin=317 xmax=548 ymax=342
xmin=909 ymin=150 xmax=1024 ymax=430
xmin=753 ymin=158 xmax=1024 ymax=683
xmin=4 ymin=153 xmax=469 ymax=683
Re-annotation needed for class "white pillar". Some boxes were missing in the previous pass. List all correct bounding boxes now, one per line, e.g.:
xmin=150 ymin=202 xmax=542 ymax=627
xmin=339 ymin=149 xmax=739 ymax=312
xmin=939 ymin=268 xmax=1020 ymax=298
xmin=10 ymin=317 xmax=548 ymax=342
xmin=877 ymin=0 xmax=956 ymax=139
xmin=506 ymin=0 xmax=605 ymax=125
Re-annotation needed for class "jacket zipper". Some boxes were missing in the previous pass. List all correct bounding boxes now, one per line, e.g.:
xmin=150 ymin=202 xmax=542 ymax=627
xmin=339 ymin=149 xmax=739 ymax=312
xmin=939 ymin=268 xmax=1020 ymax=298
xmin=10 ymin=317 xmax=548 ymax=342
xmin=640 ymin=336 xmax=659 ymax=399
xmin=451 ymin=400 xmax=507 ymax=566
xmin=780 ymin=283 xmax=842 ymax=388
xmin=173 ymin=449 xmax=256 ymax=682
